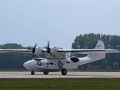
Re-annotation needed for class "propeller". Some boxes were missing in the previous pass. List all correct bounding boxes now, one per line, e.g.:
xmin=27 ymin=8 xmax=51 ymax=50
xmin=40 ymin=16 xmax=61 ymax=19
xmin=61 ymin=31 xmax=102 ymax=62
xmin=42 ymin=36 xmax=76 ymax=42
xmin=47 ymin=41 xmax=50 ymax=53
xmin=32 ymin=43 xmax=37 ymax=53
xmin=27 ymin=43 xmax=37 ymax=58
xmin=32 ymin=43 xmax=37 ymax=58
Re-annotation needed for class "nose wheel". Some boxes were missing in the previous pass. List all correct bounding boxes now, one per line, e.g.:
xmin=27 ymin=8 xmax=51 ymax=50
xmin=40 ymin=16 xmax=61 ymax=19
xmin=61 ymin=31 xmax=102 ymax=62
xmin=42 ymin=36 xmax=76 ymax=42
xmin=61 ymin=69 xmax=67 ymax=75
xmin=31 ymin=71 xmax=35 ymax=75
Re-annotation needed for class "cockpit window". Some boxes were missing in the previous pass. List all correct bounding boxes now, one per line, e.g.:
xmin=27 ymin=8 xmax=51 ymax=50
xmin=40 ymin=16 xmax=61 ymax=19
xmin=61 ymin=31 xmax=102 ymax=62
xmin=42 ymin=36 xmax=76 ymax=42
xmin=33 ymin=58 xmax=45 ymax=61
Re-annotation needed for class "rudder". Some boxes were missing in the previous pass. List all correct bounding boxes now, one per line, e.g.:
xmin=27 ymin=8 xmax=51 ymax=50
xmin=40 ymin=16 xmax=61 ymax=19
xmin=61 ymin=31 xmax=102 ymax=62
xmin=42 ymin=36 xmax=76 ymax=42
xmin=94 ymin=40 xmax=105 ymax=49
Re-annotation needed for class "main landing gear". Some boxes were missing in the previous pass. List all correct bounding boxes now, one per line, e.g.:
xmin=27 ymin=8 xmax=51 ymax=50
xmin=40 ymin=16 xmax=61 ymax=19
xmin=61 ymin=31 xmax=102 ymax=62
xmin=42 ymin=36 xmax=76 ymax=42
xmin=43 ymin=72 xmax=49 ymax=75
xmin=31 ymin=71 xmax=35 ymax=75
xmin=61 ymin=69 xmax=67 ymax=75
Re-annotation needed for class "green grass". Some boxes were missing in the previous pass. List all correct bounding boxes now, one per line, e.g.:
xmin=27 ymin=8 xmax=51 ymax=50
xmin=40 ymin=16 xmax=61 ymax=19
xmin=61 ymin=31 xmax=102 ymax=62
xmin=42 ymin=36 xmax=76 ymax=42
xmin=0 ymin=78 xmax=120 ymax=90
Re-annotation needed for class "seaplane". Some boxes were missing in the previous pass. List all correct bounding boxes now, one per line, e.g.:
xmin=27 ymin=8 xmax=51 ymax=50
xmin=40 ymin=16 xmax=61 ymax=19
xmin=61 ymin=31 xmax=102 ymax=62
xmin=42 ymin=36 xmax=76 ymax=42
xmin=0 ymin=40 xmax=120 ymax=75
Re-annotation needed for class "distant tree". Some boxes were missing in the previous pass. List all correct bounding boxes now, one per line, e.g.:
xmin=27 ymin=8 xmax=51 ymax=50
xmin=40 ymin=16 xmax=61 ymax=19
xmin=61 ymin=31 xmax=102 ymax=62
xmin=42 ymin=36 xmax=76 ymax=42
xmin=105 ymin=65 xmax=111 ymax=70
xmin=101 ymin=60 xmax=108 ymax=69
xmin=113 ymin=62 xmax=119 ymax=69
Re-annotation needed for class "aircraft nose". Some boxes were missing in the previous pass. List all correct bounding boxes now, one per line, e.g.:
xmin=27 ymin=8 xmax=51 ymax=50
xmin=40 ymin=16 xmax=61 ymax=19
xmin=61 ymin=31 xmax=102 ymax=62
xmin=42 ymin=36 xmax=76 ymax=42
xmin=23 ymin=62 xmax=29 ymax=67
xmin=23 ymin=60 xmax=35 ymax=67
xmin=23 ymin=60 xmax=36 ymax=70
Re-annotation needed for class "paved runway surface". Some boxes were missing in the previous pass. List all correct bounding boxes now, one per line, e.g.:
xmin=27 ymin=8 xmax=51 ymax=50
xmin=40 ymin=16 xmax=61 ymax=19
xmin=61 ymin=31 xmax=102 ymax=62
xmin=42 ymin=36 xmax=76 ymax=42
xmin=0 ymin=72 xmax=120 ymax=78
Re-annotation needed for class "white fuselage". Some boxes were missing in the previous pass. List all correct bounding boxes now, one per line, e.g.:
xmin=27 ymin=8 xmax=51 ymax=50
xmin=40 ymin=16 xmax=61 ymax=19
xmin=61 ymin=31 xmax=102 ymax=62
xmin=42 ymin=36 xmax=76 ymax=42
xmin=23 ymin=54 xmax=103 ymax=72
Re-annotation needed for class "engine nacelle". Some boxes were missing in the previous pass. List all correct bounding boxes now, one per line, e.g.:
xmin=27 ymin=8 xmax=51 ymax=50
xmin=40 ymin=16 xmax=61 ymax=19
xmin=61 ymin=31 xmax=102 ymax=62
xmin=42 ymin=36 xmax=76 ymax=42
xmin=34 ymin=47 xmax=44 ymax=55
xmin=50 ymin=47 xmax=59 ymax=55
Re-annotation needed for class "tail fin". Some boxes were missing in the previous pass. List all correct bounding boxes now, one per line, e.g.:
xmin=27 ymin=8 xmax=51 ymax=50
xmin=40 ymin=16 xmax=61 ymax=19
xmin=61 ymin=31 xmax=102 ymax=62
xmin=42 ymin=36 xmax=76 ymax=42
xmin=88 ymin=40 xmax=105 ymax=60
xmin=94 ymin=40 xmax=105 ymax=49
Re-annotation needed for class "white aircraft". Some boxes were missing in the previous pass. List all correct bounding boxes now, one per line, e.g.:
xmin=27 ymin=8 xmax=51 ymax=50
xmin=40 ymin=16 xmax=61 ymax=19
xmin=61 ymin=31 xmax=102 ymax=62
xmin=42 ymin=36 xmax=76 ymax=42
xmin=0 ymin=40 xmax=120 ymax=75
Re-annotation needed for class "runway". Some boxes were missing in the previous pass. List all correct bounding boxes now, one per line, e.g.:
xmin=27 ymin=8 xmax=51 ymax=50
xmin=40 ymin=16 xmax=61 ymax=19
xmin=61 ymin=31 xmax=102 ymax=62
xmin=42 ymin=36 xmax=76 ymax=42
xmin=0 ymin=72 xmax=120 ymax=78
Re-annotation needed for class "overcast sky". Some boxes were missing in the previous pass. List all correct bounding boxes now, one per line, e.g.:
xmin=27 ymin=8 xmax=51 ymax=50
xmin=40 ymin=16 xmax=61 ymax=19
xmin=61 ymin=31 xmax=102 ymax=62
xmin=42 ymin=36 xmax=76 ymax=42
xmin=0 ymin=0 xmax=120 ymax=49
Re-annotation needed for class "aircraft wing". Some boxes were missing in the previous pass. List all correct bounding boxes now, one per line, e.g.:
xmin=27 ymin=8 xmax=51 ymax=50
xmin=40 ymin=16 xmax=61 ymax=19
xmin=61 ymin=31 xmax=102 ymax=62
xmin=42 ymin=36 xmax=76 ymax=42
xmin=0 ymin=49 xmax=32 ymax=53
xmin=57 ymin=40 xmax=120 ymax=54
xmin=57 ymin=49 xmax=120 ymax=54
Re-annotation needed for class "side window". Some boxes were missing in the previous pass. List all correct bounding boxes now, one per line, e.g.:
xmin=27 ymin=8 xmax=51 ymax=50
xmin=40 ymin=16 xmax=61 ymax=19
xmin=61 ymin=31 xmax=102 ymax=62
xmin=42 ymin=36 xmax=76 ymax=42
xmin=47 ymin=63 xmax=49 ymax=65
xmin=50 ymin=63 xmax=53 ymax=65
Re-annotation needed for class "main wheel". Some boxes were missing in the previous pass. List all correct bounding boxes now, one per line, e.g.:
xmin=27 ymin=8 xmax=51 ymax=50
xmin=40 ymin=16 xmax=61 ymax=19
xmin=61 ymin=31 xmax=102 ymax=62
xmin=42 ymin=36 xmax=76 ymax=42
xmin=61 ymin=69 xmax=67 ymax=75
xmin=43 ymin=72 xmax=49 ymax=75
xmin=31 ymin=71 xmax=35 ymax=75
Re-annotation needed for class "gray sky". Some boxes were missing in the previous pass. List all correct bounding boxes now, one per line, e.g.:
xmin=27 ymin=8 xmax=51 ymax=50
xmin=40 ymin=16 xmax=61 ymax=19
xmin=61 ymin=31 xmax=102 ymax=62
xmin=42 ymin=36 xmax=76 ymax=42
xmin=0 ymin=0 xmax=120 ymax=49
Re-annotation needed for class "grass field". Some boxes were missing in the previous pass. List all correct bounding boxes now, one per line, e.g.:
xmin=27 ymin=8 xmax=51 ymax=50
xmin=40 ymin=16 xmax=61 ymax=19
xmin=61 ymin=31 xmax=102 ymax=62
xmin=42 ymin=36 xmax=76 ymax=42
xmin=0 ymin=78 xmax=120 ymax=90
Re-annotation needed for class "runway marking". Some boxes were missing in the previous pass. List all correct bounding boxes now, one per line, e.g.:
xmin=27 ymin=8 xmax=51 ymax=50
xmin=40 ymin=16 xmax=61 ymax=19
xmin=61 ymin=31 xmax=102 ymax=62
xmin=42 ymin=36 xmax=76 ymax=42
xmin=0 ymin=72 xmax=120 ymax=78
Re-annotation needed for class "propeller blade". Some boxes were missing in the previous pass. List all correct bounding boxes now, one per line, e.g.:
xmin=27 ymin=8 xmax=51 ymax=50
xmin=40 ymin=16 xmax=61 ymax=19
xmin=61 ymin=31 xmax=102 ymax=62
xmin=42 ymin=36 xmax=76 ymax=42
xmin=31 ymin=43 xmax=37 ymax=58
xmin=47 ymin=41 xmax=50 ymax=53
xmin=48 ymin=41 xmax=49 ymax=48
xmin=34 ymin=43 xmax=37 ymax=48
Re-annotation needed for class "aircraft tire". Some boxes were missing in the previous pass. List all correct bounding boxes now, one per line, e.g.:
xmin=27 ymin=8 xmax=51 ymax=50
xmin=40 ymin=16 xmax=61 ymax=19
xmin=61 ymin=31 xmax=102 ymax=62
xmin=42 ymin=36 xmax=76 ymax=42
xmin=61 ymin=69 xmax=67 ymax=75
xmin=31 ymin=71 xmax=35 ymax=75
xmin=43 ymin=72 xmax=49 ymax=75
